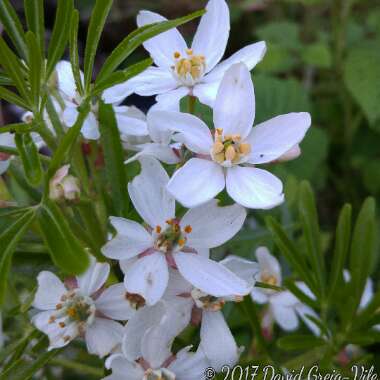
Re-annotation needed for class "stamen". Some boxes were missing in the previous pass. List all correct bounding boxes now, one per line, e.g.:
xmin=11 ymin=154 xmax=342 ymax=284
xmin=155 ymin=225 xmax=162 ymax=234
xmin=48 ymin=316 xmax=56 ymax=324
xmin=225 ymin=145 xmax=236 ymax=161
xmin=186 ymin=48 xmax=193 ymax=55
xmin=239 ymin=143 xmax=251 ymax=155
xmin=67 ymin=307 xmax=77 ymax=318
xmin=212 ymin=141 xmax=224 ymax=155
xmin=184 ymin=225 xmax=192 ymax=233
xmin=59 ymin=322 xmax=66 ymax=328
xmin=174 ymin=51 xmax=181 ymax=59
xmin=178 ymin=238 xmax=186 ymax=247
xmin=56 ymin=303 xmax=63 ymax=310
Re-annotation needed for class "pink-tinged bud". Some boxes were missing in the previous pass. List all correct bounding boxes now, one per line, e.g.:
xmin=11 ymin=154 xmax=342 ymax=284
xmin=277 ymin=144 xmax=301 ymax=162
xmin=49 ymin=165 xmax=80 ymax=201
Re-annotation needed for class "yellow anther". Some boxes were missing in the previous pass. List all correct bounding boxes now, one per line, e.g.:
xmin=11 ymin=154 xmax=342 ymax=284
xmin=178 ymin=238 xmax=186 ymax=247
xmin=261 ymin=274 xmax=278 ymax=286
xmin=59 ymin=322 xmax=66 ymax=328
xmin=174 ymin=51 xmax=181 ymax=59
xmin=166 ymin=219 xmax=174 ymax=225
xmin=225 ymin=145 xmax=237 ymax=161
xmin=155 ymin=225 xmax=162 ymax=234
xmin=239 ymin=143 xmax=251 ymax=155
xmin=67 ymin=307 xmax=77 ymax=318
xmin=216 ymin=128 xmax=223 ymax=136
xmin=48 ymin=316 xmax=56 ymax=324
xmin=232 ymin=134 xmax=241 ymax=142
xmin=184 ymin=225 xmax=192 ymax=234
xmin=212 ymin=141 xmax=224 ymax=155
xmin=186 ymin=48 xmax=193 ymax=55
xmin=214 ymin=152 xmax=225 ymax=163
xmin=56 ymin=303 xmax=63 ymax=310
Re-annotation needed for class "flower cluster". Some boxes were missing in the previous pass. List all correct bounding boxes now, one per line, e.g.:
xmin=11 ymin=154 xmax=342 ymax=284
xmin=21 ymin=0 xmax=326 ymax=378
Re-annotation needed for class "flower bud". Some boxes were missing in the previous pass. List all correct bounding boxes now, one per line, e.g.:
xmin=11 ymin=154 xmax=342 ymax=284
xmin=49 ymin=165 xmax=80 ymax=201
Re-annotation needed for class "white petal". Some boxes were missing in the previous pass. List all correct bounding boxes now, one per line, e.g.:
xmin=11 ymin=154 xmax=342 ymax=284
xmin=168 ymin=346 xmax=210 ymax=380
xmin=167 ymin=158 xmax=225 ymax=208
xmin=104 ymin=354 xmax=144 ymax=380
xmin=226 ymin=166 xmax=284 ymax=209
xmin=150 ymin=111 xmax=213 ymax=154
xmin=62 ymin=107 xmax=78 ymax=127
xmin=191 ymin=0 xmax=230 ymax=72
xmin=296 ymin=304 xmax=321 ymax=336
xmin=220 ymin=255 xmax=260 ymax=287
xmin=124 ymin=252 xmax=169 ymax=305
xmin=85 ymin=318 xmax=124 ymax=358
xmin=192 ymin=81 xmax=219 ymax=107
xmin=205 ymin=41 xmax=267 ymax=83
xmin=270 ymin=302 xmax=299 ymax=331
xmin=125 ymin=143 xmax=181 ymax=165
xmin=114 ymin=106 xmax=148 ymax=136
xmin=0 ymin=160 xmax=10 ymax=175
xmin=250 ymin=288 xmax=269 ymax=304
xmin=181 ymin=200 xmax=246 ymax=248
xmin=256 ymin=247 xmax=282 ymax=285
xmin=33 ymin=271 xmax=66 ymax=310
xmin=0 ymin=131 xmax=15 ymax=147
xmin=129 ymin=66 xmax=178 ymax=96
xmin=164 ymin=268 xmax=193 ymax=299
xmin=77 ymin=258 xmax=110 ymax=296
xmin=154 ymin=87 xmax=190 ymax=111
xmin=56 ymin=61 xmax=81 ymax=100
xmin=246 ymin=113 xmax=312 ymax=164
xmin=137 ymin=11 xmax=187 ymax=68
xmin=200 ymin=310 xmax=238 ymax=370
xmin=122 ymin=301 xmax=166 ymax=361
xmin=102 ymin=217 xmax=153 ymax=260
xmin=175 ymin=253 xmax=251 ymax=297
xmin=213 ymin=63 xmax=254 ymax=140
xmin=147 ymin=110 xmax=175 ymax=144
xmin=102 ymin=82 xmax=134 ymax=105
xmin=95 ymin=283 xmax=136 ymax=320
xmin=81 ymin=112 xmax=100 ymax=140
xmin=128 ymin=157 xmax=175 ymax=227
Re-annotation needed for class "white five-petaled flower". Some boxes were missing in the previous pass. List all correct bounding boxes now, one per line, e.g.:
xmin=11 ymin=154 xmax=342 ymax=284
xmin=102 ymin=156 xmax=250 ymax=306
xmin=251 ymin=247 xmax=321 ymax=335
xmin=160 ymin=63 xmax=311 ymax=209
xmin=32 ymin=258 xmax=137 ymax=357
xmin=55 ymin=61 xmax=148 ymax=140
xmin=115 ymin=0 xmax=266 ymax=110
xmin=159 ymin=257 xmax=259 ymax=371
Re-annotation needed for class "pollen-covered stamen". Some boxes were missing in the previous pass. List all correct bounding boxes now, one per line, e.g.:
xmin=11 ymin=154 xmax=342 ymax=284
xmin=125 ymin=292 xmax=146 ymax=310
xmin=191 ymin=288 xmax=225 ymax=312
xmin=144 ymin=368 xmax=176 ymax=380
xmin=211 ymin=129 xmax=251 ymax=165
xmin=154 ymin=219 xmax=191 ymax=253
xmin=260 ymin=272 xmax=278 ymax=286
xmin=172 ymin=50 xmax=206 ymax=85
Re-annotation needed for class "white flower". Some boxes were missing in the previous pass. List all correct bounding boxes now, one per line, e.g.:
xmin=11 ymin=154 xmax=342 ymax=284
xmin=56 ymin=61 xmax=148 ymax=140
xmin=49 ymin=165 xmax=80 ymax=201
xmin=32 ymin=258 xmax=136 ymax=357
xmin=0 ymin=132 xmax=15 ymax=175
xmin=102 ymin=156 xmax=249 ymax=305
xmin=251 ymin=247 xmax=321 ymax=335
xmin=104 ymin=307 xmax=210 ymax=380
xmin=119 ymin=0 xmax=266 ymax=110
xmin=124 ymin=109 xmax=182 ymax=165
xmin=161 ymin=258 xmax=259 ymax=371
xmin=162 ymin=63 xmax=311 ymax=209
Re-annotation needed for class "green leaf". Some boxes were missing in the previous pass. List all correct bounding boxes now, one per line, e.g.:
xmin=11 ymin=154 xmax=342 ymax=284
xmin=0 ymin=71 xmax=13 ymax=86
xmin=45 ymin=96 xmax=64 ymax=137
xmin=0 ymin=37 xmax=31 ymax=105
xmin=266 ymin=216 xmax=318 ymax=296
xmin=92 ymin=58 xmax=152 ymax=96
xmin=328 ymin=204 xmax=352 ymax=301
xmin=15 ymin=133 xmax=43 ymax=186
xmin=298 ymin=181 xmax=325 ymax=298
xmin=83 ymin=0 xmax=113 ymax=92
xmin=0 ymin=210 xmax=35 ymax=306
xmin=38 ymin=201 xmax=90 ymax=274
xmin=277 ymin=335 xmax=326 ymax=351
xmin=0 ymin=123 xmax=33 ymax=134
xmin=26 ymin=32 xmax=43 ymax=109
xmin=47 ymin=103 xmax=90 ymax=183
xmin=344 ymin=44 xmax=380 ymax=125
xmin=96 ymin=9 xmax=206 ymax=83
xmin=0 ymin=87 xmax=31 ymax=110
xmin=69 ymin=10 xmax=84 ymax=96
xmin=349 ymin=197 xmax=376 ymax=310
xmin=24 ymin=0 xmax=45 ymax=55
xmin=301 ymin=42 xmax=332 ymax=68
xmin=46 ymin=0 xmax=74 ymax=77
xmin=99 ymin=101 xmax=129 ymax=217
xmin=0 ymin=0 xmax=27 ymax=60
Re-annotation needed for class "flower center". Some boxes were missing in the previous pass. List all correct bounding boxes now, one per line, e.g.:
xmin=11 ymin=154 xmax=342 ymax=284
xmin=211 ymin=129 xmax=251 ymax=166
xmin=260 ymin=273 xmax=278 ymax=286
xmin=48 ymin=290 xmax=96 ymax=341
xmin=125 ymin=292 xmax=146 ymax=310
xmin=144 ymin=368 xmax=176 ymax=380
xmin=173 ymin=49 xmax=206 ymax=86
xmin=154 ymin=219 xmax=192 ymax=253
xmin=191 ymin=288 xmax=225 ymax=311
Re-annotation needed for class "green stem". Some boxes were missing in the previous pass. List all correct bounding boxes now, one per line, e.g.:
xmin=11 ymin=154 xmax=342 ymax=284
xmin=188 ymin=95 xmax=196 ymax=114
xmin=50 ymin=358 xmax=104 ymax=377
